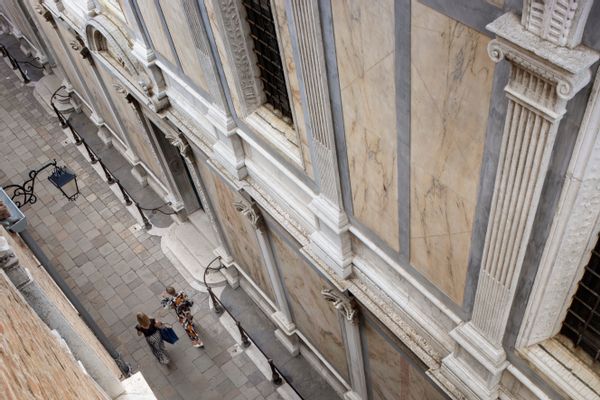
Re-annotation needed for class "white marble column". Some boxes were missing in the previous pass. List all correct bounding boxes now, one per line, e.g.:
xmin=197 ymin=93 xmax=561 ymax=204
xmin=321 ymin=289 xmax=367 ymax=400
xmin=234 ymin=196 xmax=298 ymax=354
xmin=443 ymin=2 xmax=599 ymax=399
xmin=285 ymin=0 xmax=352 ymax=279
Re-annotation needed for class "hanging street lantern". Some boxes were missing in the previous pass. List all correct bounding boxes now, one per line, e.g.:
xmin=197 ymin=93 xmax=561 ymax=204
xmin=48 ymin=165 xmax=79 ymax=201
xmin=2 ymin=159 xmax=79 ymax=208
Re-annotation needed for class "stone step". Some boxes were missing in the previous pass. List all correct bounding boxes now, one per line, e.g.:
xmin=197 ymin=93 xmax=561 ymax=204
xmin=161 ymin=216 xmax=226 ymax=292
xmin=33 ymin=74 xmax=74 ymax=116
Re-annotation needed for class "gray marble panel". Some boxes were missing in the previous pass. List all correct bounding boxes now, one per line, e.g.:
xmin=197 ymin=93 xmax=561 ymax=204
xmin=318 ymin=0 xmax=353 ymax=215
xmin=463 ymin=61 xmax=510 ymax=315
xmin=396 ymin=0 xmax=411 ymax=259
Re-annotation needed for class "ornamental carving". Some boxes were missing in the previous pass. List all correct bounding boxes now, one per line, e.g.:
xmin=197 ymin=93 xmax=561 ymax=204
xmin=321 ymin=288 xmax=357 ymax=323
xmin=164 ymin=130 xmax=191 ymax=159
xmin=217 ymin=0 xmax=261 ymax=114
xmin=233 ymin=198 xmax=262 ymax=228
xmin=522 ymin=0 xmax=592 ymax=48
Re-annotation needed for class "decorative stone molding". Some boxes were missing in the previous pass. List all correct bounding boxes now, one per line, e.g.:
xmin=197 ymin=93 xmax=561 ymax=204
xmin=164 ymin=129 xmax=192 ymax=159
xmin=233 ymin=192 xmax=296 ymax=336
xmin=517 ymin=67 xmax=600 ymax=349
xmin=283 ymin=0 xmax=351 ymax=279
xmin=85 ymin=15 xmax=169 ymax=112
xmin=209 ymin=0 xmax=263 ymax=117
xmin=321 ymin=288 xmax=357 ymax=323
xmin=442 ymin=7 xmax=599 ymax=400
xmin=522 ymin=0 xmax=593 ymax=48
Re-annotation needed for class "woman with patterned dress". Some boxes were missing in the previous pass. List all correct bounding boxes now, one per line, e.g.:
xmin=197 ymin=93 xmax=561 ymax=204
xmin=135 ymin=312 xmax=170 ymax=364
xmin=161 ymin=286 xmax=204 ymax=348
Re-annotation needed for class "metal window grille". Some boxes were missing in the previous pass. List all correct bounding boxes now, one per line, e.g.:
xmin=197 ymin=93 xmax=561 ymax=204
xmin=242 ymin=0 xmax=293 ymax=123
xmin=561 ymin=236 xmax=600 ymax=362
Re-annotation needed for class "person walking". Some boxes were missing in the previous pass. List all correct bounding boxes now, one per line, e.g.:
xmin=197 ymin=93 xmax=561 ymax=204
xmin=161 ymin=286 xmax=204 ymax=348
xmin=135 ymin=312 xmax=170 ymax=364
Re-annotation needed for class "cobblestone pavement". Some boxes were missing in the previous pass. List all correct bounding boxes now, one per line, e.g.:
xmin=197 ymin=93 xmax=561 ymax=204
xmin=0 ymin=52 xmax=282 ymax=399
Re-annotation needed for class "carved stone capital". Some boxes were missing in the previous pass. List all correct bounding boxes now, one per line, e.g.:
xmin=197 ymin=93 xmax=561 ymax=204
xmin=487 ymin=13 xmax=598 ymax=107
xmin=321 ymin=288 xmax=357 ymax=323
xmin=233 ymin=198 xmax=263 ymax=229
xmin=164 ymin=130 xmax=192 ymax=159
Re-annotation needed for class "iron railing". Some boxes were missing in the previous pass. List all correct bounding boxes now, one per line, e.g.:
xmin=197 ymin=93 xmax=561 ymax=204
xmin=203 ymin=258 xmax=303 ymax=398
xmin=50 ymin=89 xmax=174 ymax=230
xmin=0 ymin=43 xmax=45 ymax=83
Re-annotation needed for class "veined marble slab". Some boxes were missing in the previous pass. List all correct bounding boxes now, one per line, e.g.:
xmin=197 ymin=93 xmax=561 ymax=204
xmin=410 ymin=0 xmax=494 ymax=304
xmin=364 ymin=319 xmax=446 ymax=400
xmin=332 ymin=0 xmax=400 ymax=252
xmin=269 ymin=230 xmax=350 ymax=382
xmin=200 ymin=162 xmax=277 ymax=304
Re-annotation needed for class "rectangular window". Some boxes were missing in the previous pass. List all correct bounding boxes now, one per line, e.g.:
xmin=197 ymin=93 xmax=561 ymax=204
xmin=242 ymin=0 xmax=293 ymax=123
xmin=561 ymin=236 xmax=600 ymax=362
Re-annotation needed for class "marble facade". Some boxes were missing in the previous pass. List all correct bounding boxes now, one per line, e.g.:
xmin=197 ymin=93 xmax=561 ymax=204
xmin=55 ymin=23 xmax=121 ymax=139
xmin=363 ymin=318 xmax=446 ymax=400
xmin=269 ymin=227 xmax=350 ymax=382
xmin=94 ymin=61 xmax=168 ymax=185
xmin=11 ymin=0 xmax=600 ymax=399
xmin=196 ymin=159 xmax=277 ymax=304
xmin=332 ymin=0 xmax=399 ymax=252
xmin=135 ymin=0 xmax=177 ymax=66
xmin=158 ymin=0 xmax=209 ymax=93
xmin=409 ymin=0 xmax=494 ymax=304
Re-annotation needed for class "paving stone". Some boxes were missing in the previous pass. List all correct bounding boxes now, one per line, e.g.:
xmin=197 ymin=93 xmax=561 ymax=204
xmin=0 ymin=51 xmax=298 ymax=400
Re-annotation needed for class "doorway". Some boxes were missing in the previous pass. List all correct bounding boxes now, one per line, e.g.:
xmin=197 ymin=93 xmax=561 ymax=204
xmin=151 ymin=121 xmax=203 ymax=214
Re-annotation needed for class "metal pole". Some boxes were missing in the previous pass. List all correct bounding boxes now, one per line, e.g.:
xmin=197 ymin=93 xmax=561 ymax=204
xmin=98 ymin=159 xmax=115 ymax=184
xmin=236 ymin=321 xmax=251 ymax=348
xmin=82 ymin=141 xmax=97 ymax=164
xmin=136 ymin=203 xmax=152 ymax=230
xmin=268 ymin=359 xmax=282 ymax=385
xmin=19 ymin=229 xmax=131 ymax=376
xmin=207 ymin=287 xmax=223 ymax=314
xmin=115 ymin=180 xmax=133 ymax=206
xmin=66 ymin=122 xmax=82 ymax=145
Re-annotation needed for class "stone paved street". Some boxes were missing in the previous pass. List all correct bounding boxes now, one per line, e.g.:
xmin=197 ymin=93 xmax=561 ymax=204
xmin=0 ymin=48 xmax=282 ymax=400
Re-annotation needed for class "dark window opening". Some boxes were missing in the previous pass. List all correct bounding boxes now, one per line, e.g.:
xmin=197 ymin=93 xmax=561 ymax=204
xmin=561 ymin=235 xmax=600 ymax=362
xmin=241 ymin=0 xmax=293 ymax=124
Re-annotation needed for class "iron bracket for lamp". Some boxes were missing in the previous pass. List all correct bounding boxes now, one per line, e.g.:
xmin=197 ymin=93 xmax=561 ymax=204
xmin=2 ymin=160 xmax=79 ymax=208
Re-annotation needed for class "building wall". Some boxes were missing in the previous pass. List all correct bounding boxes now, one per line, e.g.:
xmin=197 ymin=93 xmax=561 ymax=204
xmin=3 ymin=229 xmax=122 ymax=380
xmin=268 ymin=223 xmax=350 ymax=383
xmin=409 ymin=0 xmax=495 ymax=305
xmin=0 ymin=272 xmax=108 ymax=400
xmin=7 ymin=0 xmax=600 ymax=399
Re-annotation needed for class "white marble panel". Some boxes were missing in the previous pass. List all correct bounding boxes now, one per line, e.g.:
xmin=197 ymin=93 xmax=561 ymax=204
xmin=95 ymin=61 xmax=167 ymax=185
xmin=410 ymin=0 xmax=495 ymax=304
xmin=332 ymin=0 xmax=399 ymax=251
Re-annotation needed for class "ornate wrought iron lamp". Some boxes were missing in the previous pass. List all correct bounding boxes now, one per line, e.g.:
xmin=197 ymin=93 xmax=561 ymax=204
xmin=2 ymin=160 xmax=79 ymax=208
